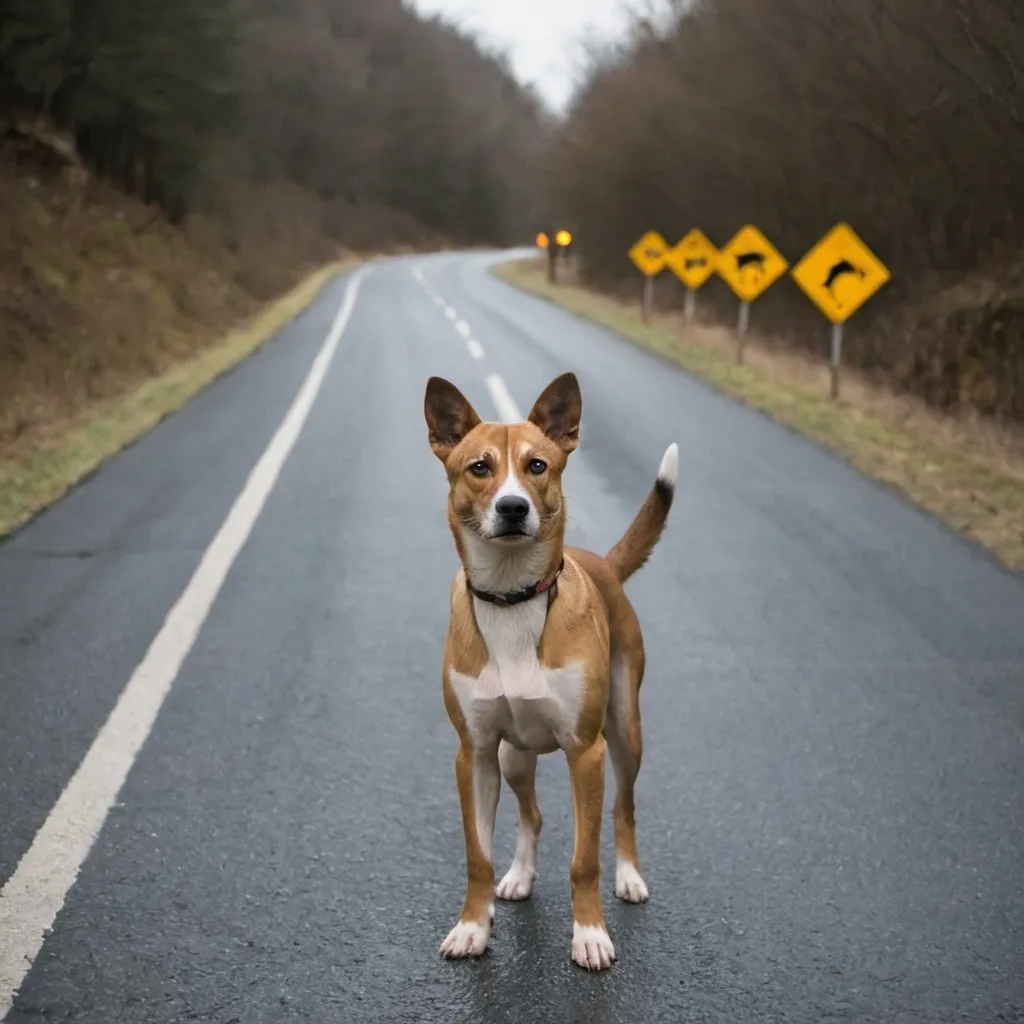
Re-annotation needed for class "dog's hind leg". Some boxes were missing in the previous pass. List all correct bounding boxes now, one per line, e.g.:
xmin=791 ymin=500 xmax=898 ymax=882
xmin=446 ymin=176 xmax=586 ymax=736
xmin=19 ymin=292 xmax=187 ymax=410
xmin=606 ymin=651 xmax=650 ymax=903
xmin=495 ymin=740 xmax=542 ymax=900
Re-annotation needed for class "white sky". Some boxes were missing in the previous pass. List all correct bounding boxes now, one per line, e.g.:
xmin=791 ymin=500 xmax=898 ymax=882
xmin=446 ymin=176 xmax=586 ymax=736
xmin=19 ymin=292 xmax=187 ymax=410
xmin=408 ymin=0 xmax=646 ymax=113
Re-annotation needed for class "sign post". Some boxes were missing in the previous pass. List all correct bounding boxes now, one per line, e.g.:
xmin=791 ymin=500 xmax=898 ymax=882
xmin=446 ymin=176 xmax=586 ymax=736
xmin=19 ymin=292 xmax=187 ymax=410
xmin=790 ymin=223 xmax=890 ymax=399
xmin=536 ymin=232 xmax=555 ymax=283
xmin=627 ymin=230 xmax=669 ymax=323
xmin=716 ymin=225 xmax=789 ymax=364
xmin=555 ymin=229 xmax=573 ymax=283
xmin=737 ymin=301 xmax=750 ymax=348
xmin=664 ymin=229 xmax=718 ymax=325
xmin=829 ymin=323 xmax=844 ymax=400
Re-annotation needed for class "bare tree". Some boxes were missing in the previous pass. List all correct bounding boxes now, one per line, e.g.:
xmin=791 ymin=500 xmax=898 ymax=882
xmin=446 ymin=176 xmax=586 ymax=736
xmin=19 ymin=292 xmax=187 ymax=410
xmin=549 ymin=0 xmax=1024 ymax=420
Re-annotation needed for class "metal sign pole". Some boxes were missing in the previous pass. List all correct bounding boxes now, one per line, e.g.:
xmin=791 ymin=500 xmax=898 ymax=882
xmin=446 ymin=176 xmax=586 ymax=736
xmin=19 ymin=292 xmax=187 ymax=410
xmin=736 ymin=300 xmax=750 ymax=363
xmin=830 ymin=322 xmax=844 ymax=399
xmin=684 ymin=287 xmax=696 ymax=323
xmin=643 ymin=276 xmax=654 ymax=323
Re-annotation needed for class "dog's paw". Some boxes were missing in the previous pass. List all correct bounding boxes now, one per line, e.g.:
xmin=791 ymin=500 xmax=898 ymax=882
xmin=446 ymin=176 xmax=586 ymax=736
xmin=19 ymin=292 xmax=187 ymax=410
xmin=496 ymin=862 xmax=535 ymax=901
xmin=615 ymin=860 xmax=649 ymax=903
xmin=440 ymin=919 xmax=491 ymax=959
xmin=571 ymin=922 xmax=616 ymax=971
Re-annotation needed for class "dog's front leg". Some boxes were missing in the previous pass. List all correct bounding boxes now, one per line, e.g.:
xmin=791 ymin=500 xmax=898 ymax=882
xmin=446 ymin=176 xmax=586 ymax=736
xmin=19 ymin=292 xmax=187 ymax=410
xmin=440 ymin=740 xmax=500 ymax=959
xmin=566 ymin=735 xmax=615 ymax=970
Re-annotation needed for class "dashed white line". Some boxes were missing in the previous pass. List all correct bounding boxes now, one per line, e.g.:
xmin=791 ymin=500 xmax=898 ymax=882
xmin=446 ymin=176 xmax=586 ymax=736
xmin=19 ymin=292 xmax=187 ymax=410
xmin=0 ymin=269 xmax=369 ymax=1017
xmin=485 ymin=373 xmax=523 ymax=424
xmin=410 ymin=266 xmax=487 ymax=364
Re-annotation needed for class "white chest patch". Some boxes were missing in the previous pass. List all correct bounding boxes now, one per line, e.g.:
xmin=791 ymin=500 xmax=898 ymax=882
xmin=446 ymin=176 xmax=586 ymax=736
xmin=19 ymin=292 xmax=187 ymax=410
xmin=450 ymin=597 xmax=585 ymax=754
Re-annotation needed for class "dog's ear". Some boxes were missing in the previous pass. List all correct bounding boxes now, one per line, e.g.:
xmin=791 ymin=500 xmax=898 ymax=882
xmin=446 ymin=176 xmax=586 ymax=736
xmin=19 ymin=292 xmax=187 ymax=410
xmin=424 ymin=376 xmax=481 ymax=462
xmin=528 ymin=372 xmax=582 ymax=453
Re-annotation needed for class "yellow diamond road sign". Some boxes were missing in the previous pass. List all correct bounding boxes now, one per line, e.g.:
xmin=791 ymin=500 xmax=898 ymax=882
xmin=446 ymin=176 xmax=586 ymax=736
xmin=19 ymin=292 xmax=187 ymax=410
xmin=791 ymin=223 xmax=890 ymax=324
xmin=665 ymin=229 xmax=718 ymax=289
xmin=717 ymin=225 xmax=788 ymax=302
xmin=628 ymin=230 xmax=669 ymax=276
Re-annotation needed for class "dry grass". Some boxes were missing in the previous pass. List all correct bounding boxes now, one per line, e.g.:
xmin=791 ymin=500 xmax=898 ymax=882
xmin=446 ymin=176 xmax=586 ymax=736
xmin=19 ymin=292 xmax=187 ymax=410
xmin=0 ymin=165 xmax=345 ymax=455
xmin=495 ymin=257 xmax=1024 ymax=572
xmin=0 ymin=260 xmax=355 ymax=537
xmin=0 ymin=150 xmax=395 ymax=539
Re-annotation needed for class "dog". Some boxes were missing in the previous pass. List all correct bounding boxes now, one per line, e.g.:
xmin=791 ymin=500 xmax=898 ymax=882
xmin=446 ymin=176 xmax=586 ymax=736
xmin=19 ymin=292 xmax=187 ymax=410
xmin=423 ymin=371 xmax=678 ymax=971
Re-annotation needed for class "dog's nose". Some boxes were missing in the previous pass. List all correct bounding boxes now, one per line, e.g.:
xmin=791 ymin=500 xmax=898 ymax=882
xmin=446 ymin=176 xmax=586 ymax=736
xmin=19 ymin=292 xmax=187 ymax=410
xmin=495 ymin=495 xmax=530 ymax=521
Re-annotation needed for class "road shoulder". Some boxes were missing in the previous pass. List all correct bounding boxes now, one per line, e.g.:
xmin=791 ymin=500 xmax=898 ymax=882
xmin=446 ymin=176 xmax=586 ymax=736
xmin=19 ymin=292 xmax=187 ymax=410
xmin=0 ymin=259 xmax=361 ymax=541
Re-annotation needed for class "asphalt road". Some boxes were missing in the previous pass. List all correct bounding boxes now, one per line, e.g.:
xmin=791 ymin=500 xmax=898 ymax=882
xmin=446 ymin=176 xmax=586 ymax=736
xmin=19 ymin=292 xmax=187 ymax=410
xmin=1 ymin=250 xmax=1022 ymax=1024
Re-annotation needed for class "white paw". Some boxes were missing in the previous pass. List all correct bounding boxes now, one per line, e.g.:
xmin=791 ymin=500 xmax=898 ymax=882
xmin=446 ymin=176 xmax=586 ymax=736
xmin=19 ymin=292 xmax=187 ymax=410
xmin=571 ymin=922 xmax=616 ymax=971
xmin=615 ymin=860 xmax=649 ymax=903
xmin=440 ymin=919 xmax=491 ymax=959
xmin=496 ymin=862 xmax=535 ymax=901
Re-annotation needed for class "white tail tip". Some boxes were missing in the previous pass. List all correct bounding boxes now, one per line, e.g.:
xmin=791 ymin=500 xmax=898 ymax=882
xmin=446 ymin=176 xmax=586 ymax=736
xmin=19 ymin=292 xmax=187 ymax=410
xmin=658 ymin=442 xmax=679 ymax=488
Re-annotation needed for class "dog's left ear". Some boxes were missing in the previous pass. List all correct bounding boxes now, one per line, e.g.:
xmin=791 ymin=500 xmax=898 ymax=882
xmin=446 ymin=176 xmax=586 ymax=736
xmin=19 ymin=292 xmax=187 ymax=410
xmin=424 ymin=376 xmax=481 ymax=463
xmin=528 ymin=372 xmax=582 ymax=453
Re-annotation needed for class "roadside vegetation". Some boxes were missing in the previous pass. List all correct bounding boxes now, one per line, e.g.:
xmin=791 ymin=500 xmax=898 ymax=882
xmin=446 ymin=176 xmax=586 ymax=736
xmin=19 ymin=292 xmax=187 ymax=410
xmin=497 ymin=257 xmax=1024 ymax=571
xmin=548 ymin=0 xmax=1024 ymax=425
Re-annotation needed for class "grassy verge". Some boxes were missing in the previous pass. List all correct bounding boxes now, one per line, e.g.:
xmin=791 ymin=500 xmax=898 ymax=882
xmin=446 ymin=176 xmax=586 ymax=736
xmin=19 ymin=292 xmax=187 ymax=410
xmin=494 ymin=257 xmax=1024 ymax=572
xmin=0 ymin=259 xmax=356 ymax=538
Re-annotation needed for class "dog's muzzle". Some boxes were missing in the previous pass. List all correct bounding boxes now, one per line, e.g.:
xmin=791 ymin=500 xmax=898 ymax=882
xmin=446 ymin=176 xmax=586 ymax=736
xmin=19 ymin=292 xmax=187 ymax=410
xmin=492 ymin=495 xmax=532 ymax=538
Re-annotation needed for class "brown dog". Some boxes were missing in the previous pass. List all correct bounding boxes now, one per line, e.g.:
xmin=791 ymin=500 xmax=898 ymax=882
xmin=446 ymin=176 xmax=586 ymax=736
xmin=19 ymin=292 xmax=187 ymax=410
xmin=424 ymin=371 xmax=677 ymax=971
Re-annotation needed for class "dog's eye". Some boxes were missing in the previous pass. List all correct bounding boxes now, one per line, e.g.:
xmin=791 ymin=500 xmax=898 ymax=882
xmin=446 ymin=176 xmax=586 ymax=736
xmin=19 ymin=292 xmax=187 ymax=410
xmin=527 ymin=459 xmax=547 ymax=475
xmin=468 ymin=460 xmax=490 ymax=477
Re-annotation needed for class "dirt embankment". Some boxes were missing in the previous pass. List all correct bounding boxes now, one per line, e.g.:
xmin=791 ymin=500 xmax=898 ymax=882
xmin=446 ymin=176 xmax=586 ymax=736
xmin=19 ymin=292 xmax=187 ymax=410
xmin=0 ymin=135 xmax=441 ymax=534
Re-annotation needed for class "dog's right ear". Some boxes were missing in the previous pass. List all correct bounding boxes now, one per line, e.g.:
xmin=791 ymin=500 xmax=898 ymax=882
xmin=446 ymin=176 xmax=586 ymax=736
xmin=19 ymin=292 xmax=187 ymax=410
xmin=424 ymin=376 xmax=481 ymax=463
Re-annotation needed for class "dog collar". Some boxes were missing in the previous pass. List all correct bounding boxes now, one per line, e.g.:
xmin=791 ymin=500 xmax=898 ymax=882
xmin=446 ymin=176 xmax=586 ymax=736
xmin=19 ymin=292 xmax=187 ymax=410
xmin=468 ymin=560 xmax=564 ymax=608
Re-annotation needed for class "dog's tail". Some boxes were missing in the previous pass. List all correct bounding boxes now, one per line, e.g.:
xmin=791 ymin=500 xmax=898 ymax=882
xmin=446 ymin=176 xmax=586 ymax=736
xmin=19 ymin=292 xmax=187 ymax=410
xmin=605 ymin=443 xmax=678 ymax=584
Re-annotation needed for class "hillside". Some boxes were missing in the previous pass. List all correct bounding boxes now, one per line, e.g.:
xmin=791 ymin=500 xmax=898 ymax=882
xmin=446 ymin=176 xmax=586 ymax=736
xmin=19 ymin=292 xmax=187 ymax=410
xmin=0 ymin=0 xmax=549 ymax=533
xmin=549 ymin=0 xmax=1024 ymax=424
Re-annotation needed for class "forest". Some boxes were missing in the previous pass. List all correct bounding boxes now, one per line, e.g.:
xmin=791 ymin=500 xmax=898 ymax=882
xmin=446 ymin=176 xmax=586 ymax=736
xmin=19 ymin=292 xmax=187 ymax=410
xmin=549 ymin=0 xmax=1024 ymax=421
xmin=0 ymin=0 xmax=549 ymax=247
xmin=3 ymin=0 xmax=1024 ymax=425
xmin=0 ymin=0 xmax=557 ymax=503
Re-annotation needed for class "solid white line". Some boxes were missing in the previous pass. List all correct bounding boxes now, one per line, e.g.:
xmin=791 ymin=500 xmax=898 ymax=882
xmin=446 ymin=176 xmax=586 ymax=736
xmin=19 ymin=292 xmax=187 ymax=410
xmin=485 ymin=373 xmax=523 ymax=424
xmin=455 ymin=320 xmax=471 ymax=339
xmin=466 ymin=339 xmax=485 ymax=361
xmin=0 ymin=268 xmax=368 ymax=1016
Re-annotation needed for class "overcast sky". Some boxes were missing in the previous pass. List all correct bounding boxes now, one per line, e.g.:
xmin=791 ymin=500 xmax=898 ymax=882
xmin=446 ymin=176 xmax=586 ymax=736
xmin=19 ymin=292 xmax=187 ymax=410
xmin=408 ymin=0 xmax=644 ymax=113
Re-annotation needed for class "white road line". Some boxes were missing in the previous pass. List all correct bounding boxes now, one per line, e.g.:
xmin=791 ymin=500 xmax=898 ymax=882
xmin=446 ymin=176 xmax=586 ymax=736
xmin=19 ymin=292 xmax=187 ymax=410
xmin=409 ymin=271 xmax=486 ymax=364
xmin=485 ymin=373 xmax=523 ymax=424
xmin=0 ymin=269 xmax=368 ymax=1017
